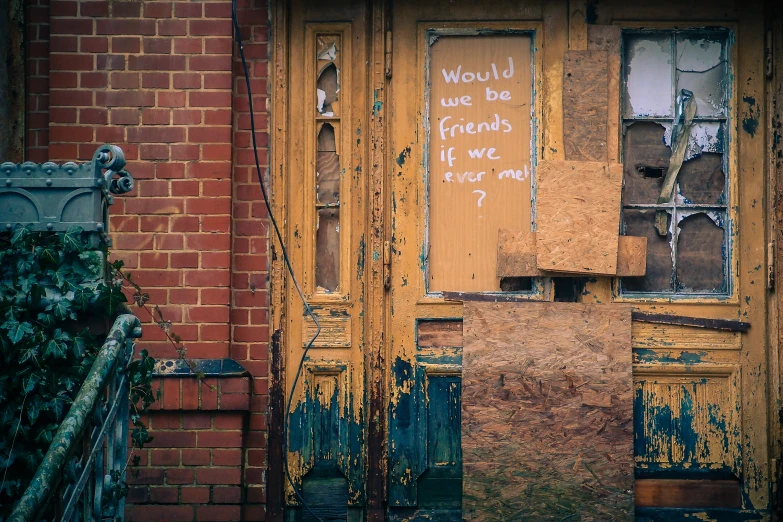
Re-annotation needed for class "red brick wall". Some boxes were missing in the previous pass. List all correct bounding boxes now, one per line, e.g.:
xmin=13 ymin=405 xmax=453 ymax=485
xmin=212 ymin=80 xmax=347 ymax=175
xmin=25 ymin=0 xmax=51 ymax=163
xmin=31 ymin=0 xmax=272 ymax=519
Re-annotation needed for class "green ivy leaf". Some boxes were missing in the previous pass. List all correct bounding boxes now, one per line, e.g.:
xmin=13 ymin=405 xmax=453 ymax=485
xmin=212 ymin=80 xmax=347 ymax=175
xmin=61 ymin=226 xmax=85 ymax=254
xmin=10 ymin=225 xmax=31 ymax=247
xmin=4 ymin=320 xmax=33 ymax=345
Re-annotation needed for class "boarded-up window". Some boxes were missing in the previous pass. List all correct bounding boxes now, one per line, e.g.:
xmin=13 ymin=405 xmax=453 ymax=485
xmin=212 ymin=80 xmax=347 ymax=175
xmin=426 ymin=33 xmax=534 ymax=292
xmin=620 ymin=31 xmax=730 ymax=295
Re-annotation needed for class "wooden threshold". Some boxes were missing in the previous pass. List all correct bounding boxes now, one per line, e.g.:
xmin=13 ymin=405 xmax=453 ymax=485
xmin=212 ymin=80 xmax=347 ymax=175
xmin=634 ymin=479 xmax=741 ymax=509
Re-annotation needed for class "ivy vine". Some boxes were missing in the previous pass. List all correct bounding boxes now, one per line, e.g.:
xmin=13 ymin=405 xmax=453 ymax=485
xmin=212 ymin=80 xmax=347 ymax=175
xmin=0 ymin=226 xmax=156 ymax=519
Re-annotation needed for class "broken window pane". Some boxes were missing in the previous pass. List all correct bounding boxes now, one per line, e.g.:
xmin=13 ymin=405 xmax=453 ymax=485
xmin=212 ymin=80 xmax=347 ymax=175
xmin=317 ymin=63 xmax=339 ymax=116
xmin=499 ymin=277 xmax=532 ymax=292
xmin=623 ymin=122 xmax=671 ymax=204
xmin=622 ymin=210 xmax=673 ymax=293
xmin=624 ymin=35 xmax=673 ymax=118
xmin=676 ymin=213 xmax=725 ymax=292
xmin=676 ymin=36 xmax=725 ymax=117
xmin=317 ymin=124 xmax=340 ymax=205
xmin=667 ymin=121 xmax=723 ymax=162
xmin=677 ymin=152 xmax=725 ymax=205
xmin=316 ymin=208 xmax=340 ymax=292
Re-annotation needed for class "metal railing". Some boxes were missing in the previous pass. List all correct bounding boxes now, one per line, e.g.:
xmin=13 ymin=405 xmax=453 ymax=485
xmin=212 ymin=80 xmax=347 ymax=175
xmin=8 ymin=313 xmax=142 ymax=522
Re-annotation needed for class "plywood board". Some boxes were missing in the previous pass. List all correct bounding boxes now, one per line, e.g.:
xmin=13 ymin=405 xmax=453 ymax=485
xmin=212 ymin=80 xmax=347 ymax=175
xmin=587 ymin=25 xmax=622 ymax=163
xmin=536 ymin=161 xmax=623 ymax=274
xmin=563 ymin=51 xmax=609 ymax=162
xmin=497 ymin=229 xmax=646 ymax=277
xmin=428 ymin=35 xmax=533 ymax=292
xmin=462 ymin=302 xmax=633 ymax=521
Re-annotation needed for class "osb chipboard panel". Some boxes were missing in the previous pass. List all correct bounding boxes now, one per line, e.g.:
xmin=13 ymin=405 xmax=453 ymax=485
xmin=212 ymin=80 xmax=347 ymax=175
xmin=428 ymin=35 xmax=533 ymax=292
xmin=535 ymin=161 xmax=624 ymax=274
xmin=563 ymin=51 xmax=609 ymax=162
xmin=497 ymin=229 xmax=646 ymax=277
xmin=462 ymin=302 xmax=633 ymax=521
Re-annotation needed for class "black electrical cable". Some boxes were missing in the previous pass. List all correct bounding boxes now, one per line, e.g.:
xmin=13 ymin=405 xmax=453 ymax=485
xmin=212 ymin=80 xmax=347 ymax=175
xmin=231 ymin=3 xmax=325 ymax=521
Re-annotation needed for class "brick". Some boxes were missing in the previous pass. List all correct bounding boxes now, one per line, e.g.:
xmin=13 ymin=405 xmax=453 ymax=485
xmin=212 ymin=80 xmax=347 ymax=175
xmin=195 ymin=468 xmax=241 ymax=485
xmin=188 ymin=126 xmax=231 ymax=143
xmin=202 ymin=288 xmax=230 ymax=305
xmin=50 ymin=53 xmax=93 ymax=71
xmin=204 ymin=2 xmax=233 ymax=18
xmin=80 ymin=71 xmax=108 ymax=88
xmin=202 ymin=181 xmax=232 ymax=198
xmin=204 ymin=109 xmax=231 ymax=125
xmin=128 ymin=468 xmax=164 ymax=485
xmin=181 ymin=449 xmax=210 ymax=466
xmin=128 ymin=126 xmax=186 ymax=144
xmin=151 ymin=449 xmax=180 ymax=466
xmin=112 ymin=1 xmax=141 ymax=17
xmin=183 ymin=412 xmax=212 ymax=429
xmin=169 ymin=288 xmax=199 ymax=304
xmin=220 ymin=393 xmax=251 ymax=411
xmin=50 ymin=18 xmax=93 ymax=36
xmin=156 ymin=163 xmax=186 ymax=179
xmin=173 ymin=74 xmax=202 ymax=91
xmin=111 ymin=108 xmax=140 ymax=125
xmin=155 ymin=233 xmax=185 ymax=250
xmin=80 ymin=36 xmax=108 ymax=53
xmin=185 ymin=234 xmax=231 ymax=252
xmin=170 ymin=215 xmax=200 ymax=232
xmin=147 ymin=431 xmax=197 ymax=449
xmin=142 ymin=72 xmax=171 ymax=89
xmin=141 ymin=252 xmax=169 ymax=269
xmin=171 ymin=144 xmax=200 ymax=160
xmin=129 ymin=55 xmax=186 ymax=71
xmin=139 ymin=182 xmax=170 ymax=199
xmin=182 ymin=379 xmax=200 ymax=410
xmin=96 ymin=19 xmax=156 ymax=36
xmin=202 ymin=144 xmax=231 ymax=161
xmin=188 ymin=162 xmax=230 ymax=179
xmin=189 ymin=91 xmax=231 ymax=108
xmin=173 ymin=38 xmax=203 ymax=55
xmin=166 ymin=468 xmax=194 ymax=485
xmin=189 ymin=19 xmax=232 ymax=36
xmin=151 ymin=412 xmax=181 ymax=429
xmin=180 ymin=486 xmax=210 ymax=504
xmin=201 ymin=252 xmax=230 ymax=269
xmin=149 ymin=486 xmax=179 ymax=504
xmin=199 ymin=324 xmax=230 ymax=341
xmin=96 ymin=91 xmax=155 ymax=108
xmin=157 ymin=19 xmax=188 ymax=36
xmin=49 ymin=72 xmax=77 ymax=89
xmin=142 ymin=108 xmax=171 ymax=125
xmin=172 ymin=109 xmax=202 ymax=125
xmin=144 ymin=2 xmax=172 ymax=19
xmin=186 ymin=305 xmax=229 ymax=323
xmin=96 ymin=54 xmax=125 ymax=70
xmin=171 ymin=252 xmax=199 ymax=268
xmin=189 ymin=55 xmax=231 ymax=72
xmin=158 ymin=92 xmax=186 ymax=108
xmin=95 ymin=126 xmax=125 ymax=143
xmin=139 ymin=144 xmax=170 ymax=160
xmin=212 ymin=487 xmax=242 ymax=504
xmin=205 ymin=38 xmax=232 ymax=55
xmin=111 ymin=72 xmax=139 ymax=89
xmin=212 ymin=449 xmax=242 ymax=467
xmin=51 ymin=1 xmax=78 ymax=17
xmin=50 ymin=107 xmax=78 ymax=123
xmin=133 ymin=270 xmax=181 ymax=287
xmin=185 ymin=198 xmax=232 ymax=215
xmin=112 ymin=37 xmax=141 ymax=53
xmin=174 ymin=2 xmax=203 ymax=17
xmin=213 ymin=412 xmax=244 ymax=429
xmin=204 ymin=72 xmax=233 ymax=89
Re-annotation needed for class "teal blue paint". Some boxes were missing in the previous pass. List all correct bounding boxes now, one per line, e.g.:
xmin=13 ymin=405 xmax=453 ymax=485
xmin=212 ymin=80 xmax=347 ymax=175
xmin=396 ymin=147 xmax=412 ymax=166
xmin=389 ymin=357 xmax=415 ymax=507
xmin=636 ymin=508 xmax=765 ymax=521
xmin=357 ymin=236 xmax=365 ymax=278
xmin=373 ymin=251 xmax=380 ymax=262
xmin=742 ymin=96 xmax=759 ymax=137
xmin=372 ymin=90 xmax=383 ymax=117
xmin=633 ymin=349 xmax=706 ymax=364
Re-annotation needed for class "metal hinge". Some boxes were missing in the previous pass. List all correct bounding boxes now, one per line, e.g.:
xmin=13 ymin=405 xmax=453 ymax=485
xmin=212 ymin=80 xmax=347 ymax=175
xmin=385 ymin=31 xmax=393 ymax=79
xmin=383 ymin=240 xmax=391 ymax=290
xmin=768 ymin=240 xmax=775 ymax=290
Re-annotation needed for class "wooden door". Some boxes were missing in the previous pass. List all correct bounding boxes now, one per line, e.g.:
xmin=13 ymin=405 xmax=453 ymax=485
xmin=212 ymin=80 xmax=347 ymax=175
xmin=386 ymin=1 xmax=774 ymax=521
xmin=276 ymin=2 xmax=376 ymax=521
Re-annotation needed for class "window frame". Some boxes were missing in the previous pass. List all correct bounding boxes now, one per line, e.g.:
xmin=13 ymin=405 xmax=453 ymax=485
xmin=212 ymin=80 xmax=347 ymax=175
xmin=613 ymin=24 xmax=739 ymax=304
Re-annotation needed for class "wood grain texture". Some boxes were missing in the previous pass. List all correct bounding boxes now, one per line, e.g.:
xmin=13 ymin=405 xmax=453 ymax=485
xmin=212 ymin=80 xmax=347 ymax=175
xmin=635 ymin=479 xmax=741 ymax=508
xmin=416 ymin=320 xmax=463 ymax=348
xmin=302 ymin=316 xmax=351 ymax=348
xmin=587 ymin=25 xmax=621 ymax=162
xmin=498 ymin=229 xmax=646 ymax=277
xmin=563 ymin=51 xmax=609 ymax=161
xmin=536 ymin=161 xmax=623 ymax=274
xmin=462 ymin=302 xmax=633 ymax=521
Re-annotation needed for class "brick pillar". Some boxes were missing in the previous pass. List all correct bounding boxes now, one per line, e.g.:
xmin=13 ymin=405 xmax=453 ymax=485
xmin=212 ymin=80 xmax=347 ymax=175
xmin=25 ymin=0 xmax=50 ymax=162
xmin=231 ymin=1 xmax=271 ymax=519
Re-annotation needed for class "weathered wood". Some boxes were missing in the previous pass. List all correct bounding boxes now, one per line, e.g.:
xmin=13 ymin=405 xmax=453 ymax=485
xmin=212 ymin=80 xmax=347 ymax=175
xmin=632 ymin=321 xmax=741 ymax=350
xmin=536 ymin=161 xmax=623 ymax=274
xmin=587 ymin=25 xmax=621 ymax=163
xmin=428 ymin=35 xmax=534 ymax=292
xmin=498 ymin=229 xmax=646 ymax=277
xmin=635 ymin=479 xmax=741 ymax=508
xmin=563 ymin=51 xmax=609 ymax=161
xmin=462 ymin=302 xmax=633 ymax=521
xmin=632 ymin=312 xmax=750 ymax=333
xmin=416 ymin=320 xmax=463 ymax=348
xmin=441 ymin=291 xmax=538 ymax=303
xmin=302 ymin=316 xmax=352 ymax=347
